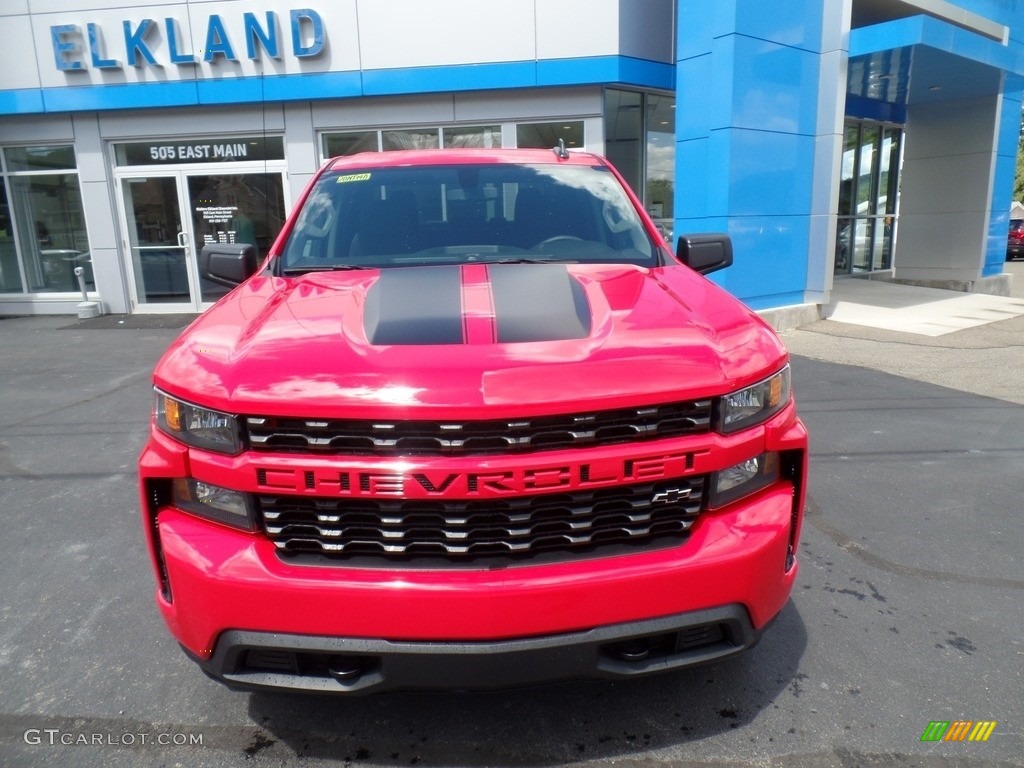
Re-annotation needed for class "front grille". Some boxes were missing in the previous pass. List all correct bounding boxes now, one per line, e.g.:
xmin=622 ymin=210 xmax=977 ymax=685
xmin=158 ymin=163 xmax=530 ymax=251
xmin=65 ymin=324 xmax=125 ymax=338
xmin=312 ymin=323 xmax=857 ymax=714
xmin=259 ymin=476 xmax=706 ymax=562
xmin=245 ymin=400 xmax=712 ymax=456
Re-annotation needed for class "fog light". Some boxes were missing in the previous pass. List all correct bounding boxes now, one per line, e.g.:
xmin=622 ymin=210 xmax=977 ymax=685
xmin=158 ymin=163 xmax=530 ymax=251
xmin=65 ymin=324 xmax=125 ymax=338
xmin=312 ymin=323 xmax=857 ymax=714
xmin=171 ymin=478 xmax=254 ymax=530
xmin=709 ymin=452 xmax=779 ymax=508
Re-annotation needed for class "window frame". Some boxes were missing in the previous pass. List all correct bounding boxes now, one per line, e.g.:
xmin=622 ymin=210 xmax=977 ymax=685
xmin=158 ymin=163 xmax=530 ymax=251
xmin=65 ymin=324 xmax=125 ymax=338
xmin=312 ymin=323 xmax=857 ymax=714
xmin=0 ymin=144 xmax=92 ymax=295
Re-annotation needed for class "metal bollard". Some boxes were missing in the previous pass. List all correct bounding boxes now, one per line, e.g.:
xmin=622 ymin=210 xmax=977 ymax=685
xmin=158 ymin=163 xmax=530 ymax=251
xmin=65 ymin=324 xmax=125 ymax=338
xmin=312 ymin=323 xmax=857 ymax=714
xmin=74 ymin=265 xmax=101 ymax=319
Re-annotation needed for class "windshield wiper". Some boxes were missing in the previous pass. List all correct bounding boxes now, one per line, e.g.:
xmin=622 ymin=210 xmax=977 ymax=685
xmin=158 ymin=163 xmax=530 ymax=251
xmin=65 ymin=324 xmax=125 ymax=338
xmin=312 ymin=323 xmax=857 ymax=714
xmin=476 ymin=257 xmax=577 ymax=265
xmin=280 ymin=264 xmax=372 ymax=276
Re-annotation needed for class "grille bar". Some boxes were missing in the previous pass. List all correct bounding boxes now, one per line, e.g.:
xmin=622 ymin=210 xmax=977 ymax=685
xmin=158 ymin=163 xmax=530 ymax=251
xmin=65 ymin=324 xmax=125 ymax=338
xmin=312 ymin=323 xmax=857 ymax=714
xmin=259 ymin=477 xmax=705 ymax=562
xmin=246 ymin=401 xmax=712 ymax=457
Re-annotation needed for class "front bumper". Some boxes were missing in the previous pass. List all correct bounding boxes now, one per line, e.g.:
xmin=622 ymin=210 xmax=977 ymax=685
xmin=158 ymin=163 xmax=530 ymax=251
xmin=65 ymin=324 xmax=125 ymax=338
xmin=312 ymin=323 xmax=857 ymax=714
xmin=140 ymin=410 xmax=807 ymax=693
xmin=192 ymin=604 xmax=763 ymax=694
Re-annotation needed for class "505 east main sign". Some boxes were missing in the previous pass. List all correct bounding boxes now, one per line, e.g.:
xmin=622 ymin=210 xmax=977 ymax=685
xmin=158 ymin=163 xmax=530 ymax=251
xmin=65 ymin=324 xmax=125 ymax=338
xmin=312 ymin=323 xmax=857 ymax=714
xmin=50 ymin=9 xmax=326 ymax=71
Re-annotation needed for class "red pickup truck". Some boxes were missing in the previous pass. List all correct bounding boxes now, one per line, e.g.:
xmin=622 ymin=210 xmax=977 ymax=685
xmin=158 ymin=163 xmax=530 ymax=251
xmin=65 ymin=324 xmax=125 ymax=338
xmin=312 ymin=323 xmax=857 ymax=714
xmin=139 ymin=148 xmax=807 ymax=693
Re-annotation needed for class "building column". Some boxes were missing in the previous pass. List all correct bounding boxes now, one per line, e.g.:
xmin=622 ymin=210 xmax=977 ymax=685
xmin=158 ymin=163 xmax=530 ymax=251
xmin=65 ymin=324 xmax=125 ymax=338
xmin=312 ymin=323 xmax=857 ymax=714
xmin=72 ymin=112 xmax=128 ymax=314
xmin=674 ymin=0 xmax=851 ymax=310
xmin=895 ymin=94 xmax=1004 ymax=287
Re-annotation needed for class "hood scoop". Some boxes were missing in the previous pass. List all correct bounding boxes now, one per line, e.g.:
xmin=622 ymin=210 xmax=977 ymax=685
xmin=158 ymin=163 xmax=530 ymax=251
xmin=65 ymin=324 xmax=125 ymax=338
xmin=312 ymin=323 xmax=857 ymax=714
xmin=364 ymin=265 xmax=464 ymax=345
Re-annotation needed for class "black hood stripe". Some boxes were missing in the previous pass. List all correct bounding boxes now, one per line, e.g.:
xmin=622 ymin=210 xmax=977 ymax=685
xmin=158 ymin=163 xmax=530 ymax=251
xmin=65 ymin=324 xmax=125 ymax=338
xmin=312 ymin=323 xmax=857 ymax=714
xmin=363 ymin=264 xmax=592 ymax=345
xmin=489 ymin=264 xmax=591 ymax=343
xmin=364 ymin=266 xmax=464 ymax=345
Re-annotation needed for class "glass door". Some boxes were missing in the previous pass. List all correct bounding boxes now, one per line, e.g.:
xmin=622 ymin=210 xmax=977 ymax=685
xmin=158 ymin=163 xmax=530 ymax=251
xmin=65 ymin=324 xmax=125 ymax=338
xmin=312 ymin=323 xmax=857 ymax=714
xmin=119 ymin=170 xmax=287 ymax=312
xmin=184 ymin=172 xmax=287 ymax=306
xmin=120 ymin=175 xmax=196 ymax=311
xmin=835 ymin=120 xmax=902 ymax=275
xmin=114 ymin=136 xmax=288 ymax=312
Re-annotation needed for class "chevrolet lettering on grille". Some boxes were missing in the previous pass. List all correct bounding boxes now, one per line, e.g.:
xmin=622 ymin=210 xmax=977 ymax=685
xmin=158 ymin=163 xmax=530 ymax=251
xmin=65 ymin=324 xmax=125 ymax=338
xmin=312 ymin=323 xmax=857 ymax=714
xmin=256 ymin=450 xmax=698 ymax=498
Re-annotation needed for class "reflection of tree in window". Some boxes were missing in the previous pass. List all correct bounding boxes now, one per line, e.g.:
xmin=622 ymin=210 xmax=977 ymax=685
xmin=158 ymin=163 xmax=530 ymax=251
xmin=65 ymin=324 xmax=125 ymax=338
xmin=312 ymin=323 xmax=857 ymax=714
xmin=382 ymin=130 xmax=439 ymax=151
xmin=443 ymin=126 xmax=501 ymax=149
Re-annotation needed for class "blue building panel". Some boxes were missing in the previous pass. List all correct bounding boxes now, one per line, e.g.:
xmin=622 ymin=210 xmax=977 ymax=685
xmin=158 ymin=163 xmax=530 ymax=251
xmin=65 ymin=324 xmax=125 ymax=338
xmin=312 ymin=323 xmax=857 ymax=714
xmin=674 ymin=0 xmax=1024 ymax=308
xmin=712 ymin=214 xmax=811 ymax=309
xmin=850 ymin=15 xmax=1024 ymax=79
xmin=675 ymin=55 xmax=713 ymax=141
xmin=261 ymin=71 xmax=363 ymax=101
xmin=986 ymin=146 xmax=1021 ymax=276
xmin=845 ymin=94 xmax=908 ymax=123
xmin=674 ymin=2 xmax=720 ymax=62
xmin=720 ymin=130 xmax=816 ymax=218
xmin=196 ymin=78 xmax=268 ymax=105
xmin=674 ymin=138 xmax=712 ymax=219
xmin=42 ymin=81 xmax=201 ymax=112
xmin=537 ymin=56 xmax=674 ymax=91
xmin=727 ymin=0 xmax=828 ymax=53
xmin=724 ymin=35 xmax=823 ymax=136
xmin=4 ymin=56 xmax=674 ymax=114
xmin=675 ymin=0 xmax=828 ymax=310
xmin=0 ymin=89 xmax=45 ymax=114
xmin=676 ymin=0 xmax=828 ymax=58
xmin=693 ymin=129 xmax=817 ymax=219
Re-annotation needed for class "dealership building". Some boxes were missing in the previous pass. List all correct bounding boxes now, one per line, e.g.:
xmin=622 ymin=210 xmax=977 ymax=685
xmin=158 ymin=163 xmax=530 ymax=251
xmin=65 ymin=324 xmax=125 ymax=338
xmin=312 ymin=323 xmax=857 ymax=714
xmin=0 ymin=0 xmax=1021 ymax=318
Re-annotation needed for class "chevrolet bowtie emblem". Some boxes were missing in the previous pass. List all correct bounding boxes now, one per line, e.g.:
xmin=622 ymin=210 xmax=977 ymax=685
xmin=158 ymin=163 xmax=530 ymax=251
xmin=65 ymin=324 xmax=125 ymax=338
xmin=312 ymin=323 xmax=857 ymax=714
xmin=651 ymin=487 xmax=692 ymax=504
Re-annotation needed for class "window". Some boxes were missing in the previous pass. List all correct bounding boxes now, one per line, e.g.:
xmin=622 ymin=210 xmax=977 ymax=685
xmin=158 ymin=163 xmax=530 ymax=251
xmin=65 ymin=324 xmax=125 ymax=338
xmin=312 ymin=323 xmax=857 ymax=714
xmin=0 ymin=146 xmax=91 ymax=293
xmin=835 ymin=120 xmax=902 ymax=274
xmin=324 ymin=132 xmax=380 ymax=157
xmin=382 ymin=129 xmax=439 ymax=151
xmin=323 ymin=126 xmax=502 ymax=159
xmin=604 ymin=89 xmax=675 ymax=240
xmin=516 ymin=121 xmax=584 ymax=150
xmin=604 ymin=91 xmax=642 ymax=194
xmin=279 ymin=161 xmax=656 ymax=273
xmin=645 ymin=93 xmax=675 ymax=238
xmin=443 ymin=125 xmax=501 ymax=149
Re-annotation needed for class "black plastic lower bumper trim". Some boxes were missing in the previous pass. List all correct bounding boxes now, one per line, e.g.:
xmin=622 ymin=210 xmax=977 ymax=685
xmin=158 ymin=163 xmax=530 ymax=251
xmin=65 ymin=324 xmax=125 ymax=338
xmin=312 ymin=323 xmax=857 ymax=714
xmin=191 ymin=604 xmax=763 ymax=695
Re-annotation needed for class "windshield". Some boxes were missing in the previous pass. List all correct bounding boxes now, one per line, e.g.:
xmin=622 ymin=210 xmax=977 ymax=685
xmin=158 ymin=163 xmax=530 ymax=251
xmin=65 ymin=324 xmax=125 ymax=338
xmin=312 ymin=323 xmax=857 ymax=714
xmin=278 ymin=162 xmax=658 ymax=274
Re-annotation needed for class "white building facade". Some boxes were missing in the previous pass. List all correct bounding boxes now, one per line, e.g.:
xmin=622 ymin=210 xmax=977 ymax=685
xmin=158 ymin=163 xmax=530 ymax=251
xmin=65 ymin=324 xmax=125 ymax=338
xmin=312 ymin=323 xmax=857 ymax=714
xmin=1 ymin=0 xmax=1022 ymax=316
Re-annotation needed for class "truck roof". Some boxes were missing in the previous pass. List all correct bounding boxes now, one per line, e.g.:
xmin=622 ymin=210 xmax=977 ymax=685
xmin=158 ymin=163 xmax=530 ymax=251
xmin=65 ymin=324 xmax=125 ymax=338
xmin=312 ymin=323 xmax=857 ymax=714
xmin=324 ymin=147 xmax=605 ymax=171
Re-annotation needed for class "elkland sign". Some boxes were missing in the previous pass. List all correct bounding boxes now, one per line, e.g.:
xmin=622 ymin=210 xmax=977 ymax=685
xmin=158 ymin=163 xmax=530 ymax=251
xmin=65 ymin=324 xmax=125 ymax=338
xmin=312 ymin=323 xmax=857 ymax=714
xmin=51 ymin=9 xmax=326 ymax=71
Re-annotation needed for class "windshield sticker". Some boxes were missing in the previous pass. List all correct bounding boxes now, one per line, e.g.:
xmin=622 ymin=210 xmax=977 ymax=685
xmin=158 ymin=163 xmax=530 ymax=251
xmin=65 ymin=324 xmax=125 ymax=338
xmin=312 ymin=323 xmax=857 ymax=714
xmin=337 ymin=173 xmax=372 ymax=184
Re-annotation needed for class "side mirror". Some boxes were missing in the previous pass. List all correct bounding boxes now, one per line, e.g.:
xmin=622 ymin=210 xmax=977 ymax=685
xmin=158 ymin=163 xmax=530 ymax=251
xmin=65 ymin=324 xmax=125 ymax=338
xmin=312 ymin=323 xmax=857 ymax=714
xmin=200 ymin=243 xmax=259 ymax=287
xmin=676 ymin=233 xmax=733 ymax=275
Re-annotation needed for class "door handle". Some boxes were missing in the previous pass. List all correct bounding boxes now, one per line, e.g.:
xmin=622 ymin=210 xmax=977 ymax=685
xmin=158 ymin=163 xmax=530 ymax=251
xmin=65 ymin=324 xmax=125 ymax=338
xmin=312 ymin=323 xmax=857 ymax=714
xmin=177 ymin=231 xmax=189 ymax=249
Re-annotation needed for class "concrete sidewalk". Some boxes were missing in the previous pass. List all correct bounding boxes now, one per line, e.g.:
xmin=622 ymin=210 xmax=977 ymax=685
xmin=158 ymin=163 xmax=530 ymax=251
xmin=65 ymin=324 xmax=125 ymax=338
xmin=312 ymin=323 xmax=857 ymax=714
xmin=781 ymin=261 xmax=1024 ymax=405
xmin=823 ymin=277 xmax=1024 ymax=336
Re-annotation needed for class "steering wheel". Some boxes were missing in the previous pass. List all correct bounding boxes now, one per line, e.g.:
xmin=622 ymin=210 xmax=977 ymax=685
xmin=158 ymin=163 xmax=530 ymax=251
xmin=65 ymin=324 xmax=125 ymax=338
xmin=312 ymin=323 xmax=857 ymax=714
xmin=297 ymin=205 xmax=335 ymax=238
xmin=537 ymin=235 xmax=583 ymax=247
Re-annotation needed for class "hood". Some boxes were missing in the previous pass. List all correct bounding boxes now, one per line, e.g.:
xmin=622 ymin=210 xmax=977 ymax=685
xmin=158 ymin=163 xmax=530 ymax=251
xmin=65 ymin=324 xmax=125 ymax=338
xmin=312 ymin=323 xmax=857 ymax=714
xmin=154 ymin=263 xmax=788 ymax=418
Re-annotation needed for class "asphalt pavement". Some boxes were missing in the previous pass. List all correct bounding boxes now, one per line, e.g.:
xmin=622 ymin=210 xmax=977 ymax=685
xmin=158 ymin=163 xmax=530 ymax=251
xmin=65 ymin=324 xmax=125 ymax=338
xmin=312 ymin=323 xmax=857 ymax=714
xmin=0 ymin=264 xmax=1022 ymax=768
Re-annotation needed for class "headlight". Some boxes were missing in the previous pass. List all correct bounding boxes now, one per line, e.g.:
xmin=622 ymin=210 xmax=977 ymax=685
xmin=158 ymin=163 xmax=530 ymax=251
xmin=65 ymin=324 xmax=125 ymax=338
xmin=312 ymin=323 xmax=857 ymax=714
xmin=718 ymin=365 xmax=791 ymax=433
xmin=709 ymin=452 xmax=780 ymax=509
xmin=171 ymin=478 xmax=254 ymax=530
xmin=155 ymin=390 xmax=243 ymax=454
